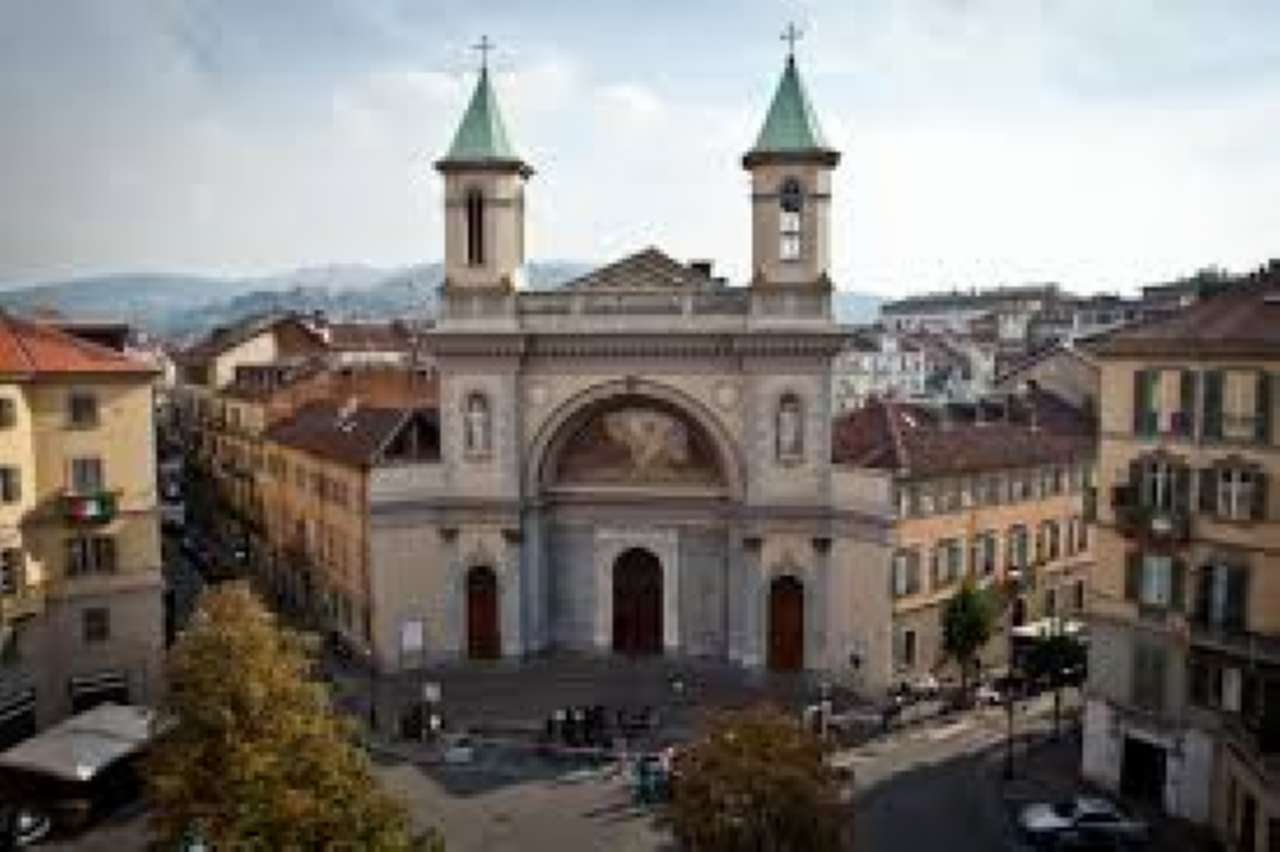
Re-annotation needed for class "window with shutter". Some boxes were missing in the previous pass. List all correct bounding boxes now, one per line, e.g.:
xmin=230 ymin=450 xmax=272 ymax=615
xmin=1204 ymin=370 xmax=1225 ymax=440
xmin=0 ymin=467 xmax=19 ymax=503
xmin=1125 ymin=552 xmax=1142 ymax=601
xmin=1257 ymin=371 xmax=1273 ymax=445
xmin=1175 ymin=370 xmax=1197 ymax=436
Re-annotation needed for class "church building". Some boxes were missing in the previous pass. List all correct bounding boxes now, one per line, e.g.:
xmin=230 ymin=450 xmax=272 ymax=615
xmin=364 ymin=46 xmax=899 ymax=695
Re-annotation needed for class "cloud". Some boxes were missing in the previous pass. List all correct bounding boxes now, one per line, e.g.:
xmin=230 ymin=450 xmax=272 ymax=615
xmin=0 ymin=0 xmax=1278 ymax=296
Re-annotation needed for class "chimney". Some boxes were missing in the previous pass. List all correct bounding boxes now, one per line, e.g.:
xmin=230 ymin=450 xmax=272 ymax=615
xmin=690 ymin=259 xmax=714 ymax=278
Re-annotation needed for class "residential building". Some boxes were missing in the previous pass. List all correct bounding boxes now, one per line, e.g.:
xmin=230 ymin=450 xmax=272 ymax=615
xmin=255 ymin=401 xmax=441 ymax=666
xmin=0 ymin=313 xmax=162 ymax=745
xmin=831 ymin=391 xmax=1096 ymax=680
xmin=995 ymin=342 xmax=1100 ymax=416
xmin=1082 ymin=280 xmax=1280 ymax=851
xmin=832 ymin=331 xmax=926 ymax=411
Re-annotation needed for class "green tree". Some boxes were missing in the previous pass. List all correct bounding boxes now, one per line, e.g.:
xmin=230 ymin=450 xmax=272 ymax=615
xmin=1023 ymin=632 xmax=1087 ymax=738
xmin=668 ymin=705 xmax=848 ymax=852
xmin=146 ymin=583 xmax=441 ymax=850
xmin=941 ymin=579 xmax=997 ymax=701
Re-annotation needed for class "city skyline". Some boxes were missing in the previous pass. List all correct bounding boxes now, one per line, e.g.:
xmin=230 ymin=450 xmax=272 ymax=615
xmin=2 ymin=1 xmax=1278 ymax=295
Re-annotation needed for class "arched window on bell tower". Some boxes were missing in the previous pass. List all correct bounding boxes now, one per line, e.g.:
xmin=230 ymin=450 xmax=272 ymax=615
xmin=779 ymin=178 xmax=803 ymax=262
xmin=465 ymin=189 xmax=486 ymax=267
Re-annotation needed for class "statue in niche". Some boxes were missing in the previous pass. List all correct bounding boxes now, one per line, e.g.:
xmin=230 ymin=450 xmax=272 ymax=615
xmin=464 ymin=393 xmax=490 ymax=455
xmin=777 ymin=395 xmax=803 ymax=459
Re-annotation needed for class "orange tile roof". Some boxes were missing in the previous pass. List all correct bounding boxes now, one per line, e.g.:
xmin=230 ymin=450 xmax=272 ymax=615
xmin=0 ymin=312 xmax=155 ymax=377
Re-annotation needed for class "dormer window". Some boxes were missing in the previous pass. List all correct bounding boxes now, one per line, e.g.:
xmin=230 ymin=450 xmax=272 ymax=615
xmin=779 ymin=178 xmax=803 ymax=262
xmin=465 ymin=188 xmax=486 ymax=267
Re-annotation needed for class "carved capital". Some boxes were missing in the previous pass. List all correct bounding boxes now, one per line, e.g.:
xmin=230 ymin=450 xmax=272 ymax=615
xmin=742 ymin=535 xmax=763 ymax=553
xmin=811 ymin=536 xmax=832 ymax=555
xmin=502 ymin=528 xmax=523 ymax=545
xmin=438 ymin=527 xmax=458 ymax=543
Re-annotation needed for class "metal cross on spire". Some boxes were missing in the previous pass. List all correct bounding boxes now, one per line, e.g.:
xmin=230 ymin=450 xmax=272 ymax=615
xmin=781 ymin=22 xmax=803 ymax=59
xmin=473 ymin=35 xmax=494 ymax=71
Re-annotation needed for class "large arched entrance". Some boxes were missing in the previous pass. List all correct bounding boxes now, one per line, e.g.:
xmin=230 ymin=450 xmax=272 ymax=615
xmin=768 ymin=575 xmax=805 ymax=672
xmin=613 ymin=548 xmax=663 ymax=655
xmin=466 ymin=566 xmax=500 ymax=660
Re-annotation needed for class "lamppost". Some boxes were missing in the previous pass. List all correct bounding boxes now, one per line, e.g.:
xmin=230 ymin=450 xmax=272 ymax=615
xmin=1004 ymin=567 xmax=1024 ymax=781
xmin=365 ymin=647 xmax=378 ymax=734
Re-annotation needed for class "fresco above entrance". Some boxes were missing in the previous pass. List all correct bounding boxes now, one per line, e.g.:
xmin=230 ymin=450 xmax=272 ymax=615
xmin=554 ymin=404 xmax=724 ymax=487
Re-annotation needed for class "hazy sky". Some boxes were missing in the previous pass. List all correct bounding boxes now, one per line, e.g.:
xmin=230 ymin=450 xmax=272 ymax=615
xmin=2 ymin=1 xmax=1278 ymax=295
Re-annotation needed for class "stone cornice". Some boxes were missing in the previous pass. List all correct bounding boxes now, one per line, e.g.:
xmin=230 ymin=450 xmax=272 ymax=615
xmin=426 ymin=330 xmax=849 ymax=360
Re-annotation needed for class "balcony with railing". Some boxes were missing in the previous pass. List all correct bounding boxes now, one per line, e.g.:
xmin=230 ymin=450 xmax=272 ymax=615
xmin=1110 ymin=486 xmax=1190 ymax=544
xmin=60 ymin=491 xmax=119 ymax=525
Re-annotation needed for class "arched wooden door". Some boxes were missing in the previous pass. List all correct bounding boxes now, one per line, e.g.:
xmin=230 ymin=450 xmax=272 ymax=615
xmin=768 ymin=575 xmax=805 ymax=672
xmin=466 ymin=566 xmax=500 ymax=660
xmin=612 ymin=548 xmax=663 ymax=655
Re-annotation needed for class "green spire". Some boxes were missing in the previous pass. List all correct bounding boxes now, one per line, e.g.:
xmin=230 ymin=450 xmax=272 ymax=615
xmin=438 ymin=66 xmax=525 ymax=168
xmin=746 ymin=56 xmax=838 ymax=164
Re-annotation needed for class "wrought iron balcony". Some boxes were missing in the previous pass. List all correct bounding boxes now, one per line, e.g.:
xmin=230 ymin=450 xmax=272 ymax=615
xmin=60 ymin=490 xmax=119 ymax=525
xmin=1111 ymin=492 xmax=1190 ymax=544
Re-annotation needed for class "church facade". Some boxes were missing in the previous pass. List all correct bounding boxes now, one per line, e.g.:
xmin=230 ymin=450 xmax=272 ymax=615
xmin=365 ymin=53 xmax=897 ymax=694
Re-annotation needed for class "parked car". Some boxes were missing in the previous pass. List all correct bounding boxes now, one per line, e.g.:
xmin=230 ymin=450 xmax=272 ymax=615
xmin=442 ymin=734 xmax=475 ymax=765
xmin=905 ymin=672 xmax=940 ymax=700
xmin=1018 ymin=796 xmax=1149 ymax=848
xmin=974 ymin=682 xmax=1003 ymax=707
xmin=8 ymin=807 xmax=52 ymax=848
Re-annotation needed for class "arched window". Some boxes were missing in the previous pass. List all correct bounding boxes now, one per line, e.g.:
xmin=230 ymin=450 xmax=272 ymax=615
xmin=465 ymin=189 xmax=486 ymax=267
xmin=779 ymin=178 xmax=803 ymax=261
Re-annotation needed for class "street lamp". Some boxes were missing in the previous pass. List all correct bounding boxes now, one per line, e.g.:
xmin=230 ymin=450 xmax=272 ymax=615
xmin=364 ymin=647 xmax=378 ymax=734
xmin=1004 ymin=568 xmax=1024 ymax=781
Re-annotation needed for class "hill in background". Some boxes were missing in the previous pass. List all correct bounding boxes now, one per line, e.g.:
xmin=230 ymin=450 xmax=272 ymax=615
xmin=0 ymin=263 xmax=884 ymax=340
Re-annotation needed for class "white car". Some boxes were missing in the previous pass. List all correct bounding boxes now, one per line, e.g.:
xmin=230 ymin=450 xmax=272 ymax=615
xmin=974 ymin=683 xmax=1002 ymax=706
xmin=1018 ymin=796 xmax=1148 ymax=848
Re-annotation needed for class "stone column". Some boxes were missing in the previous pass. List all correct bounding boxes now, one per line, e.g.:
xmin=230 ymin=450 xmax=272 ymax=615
xmin=439 ymin=527 xmax=462 ymax=658
xmin=501 ymin=528 xmax=524 ymax=657
xmin=740 ymin=535 xmax=764 ymax=667
xmin=520 ymin=508 xmax=548 ymax=654
xmin=811 ymin=536 xmax=832 ymax=670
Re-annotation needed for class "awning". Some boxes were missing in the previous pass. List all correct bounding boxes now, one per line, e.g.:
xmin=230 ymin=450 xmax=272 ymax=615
xmin=0 ymin=703 xmax=157 ymax=783
xmin=1011 ymin=617 xmax=1086 ymax=640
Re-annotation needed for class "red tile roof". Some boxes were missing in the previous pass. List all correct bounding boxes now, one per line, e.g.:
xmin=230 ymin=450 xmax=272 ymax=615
xmin=264 ymin=401 xmax=439 ymax=467
xmin=0 ymin=312 xmax=155 ymax=377
xmin=832 ymin=390 xmax=1095 ymax=477
xmin=1087 ymin=278 xmax=1280 ymax=357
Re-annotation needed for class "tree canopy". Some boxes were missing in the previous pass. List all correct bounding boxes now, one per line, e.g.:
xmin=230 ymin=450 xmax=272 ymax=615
xmin=941 ymin=579 xmax=998 ymax=694
xmin=146 ymin=583 xmax=439 ymax=850
xmin=668 ymin=705 xmax=848 ymax=852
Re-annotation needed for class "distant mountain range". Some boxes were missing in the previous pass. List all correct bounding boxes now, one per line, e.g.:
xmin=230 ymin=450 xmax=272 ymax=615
xmin=0 ymin=263 xmax=883 ymax=340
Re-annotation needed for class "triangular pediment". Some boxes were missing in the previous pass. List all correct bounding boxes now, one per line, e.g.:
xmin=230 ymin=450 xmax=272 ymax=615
xmin=563 ymin=247 xmax=717 ymax=290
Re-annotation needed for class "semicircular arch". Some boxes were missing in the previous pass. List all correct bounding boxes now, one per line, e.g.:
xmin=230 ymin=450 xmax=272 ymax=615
xmin=525 ymin=379 xmax=746 ymax=501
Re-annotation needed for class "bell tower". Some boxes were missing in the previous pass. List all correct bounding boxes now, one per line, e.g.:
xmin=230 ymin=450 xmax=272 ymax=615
xmin=743 ymin=25 xmax=840 ymax=290
xmin=435 ymin=37 xmax=533 ymax=291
